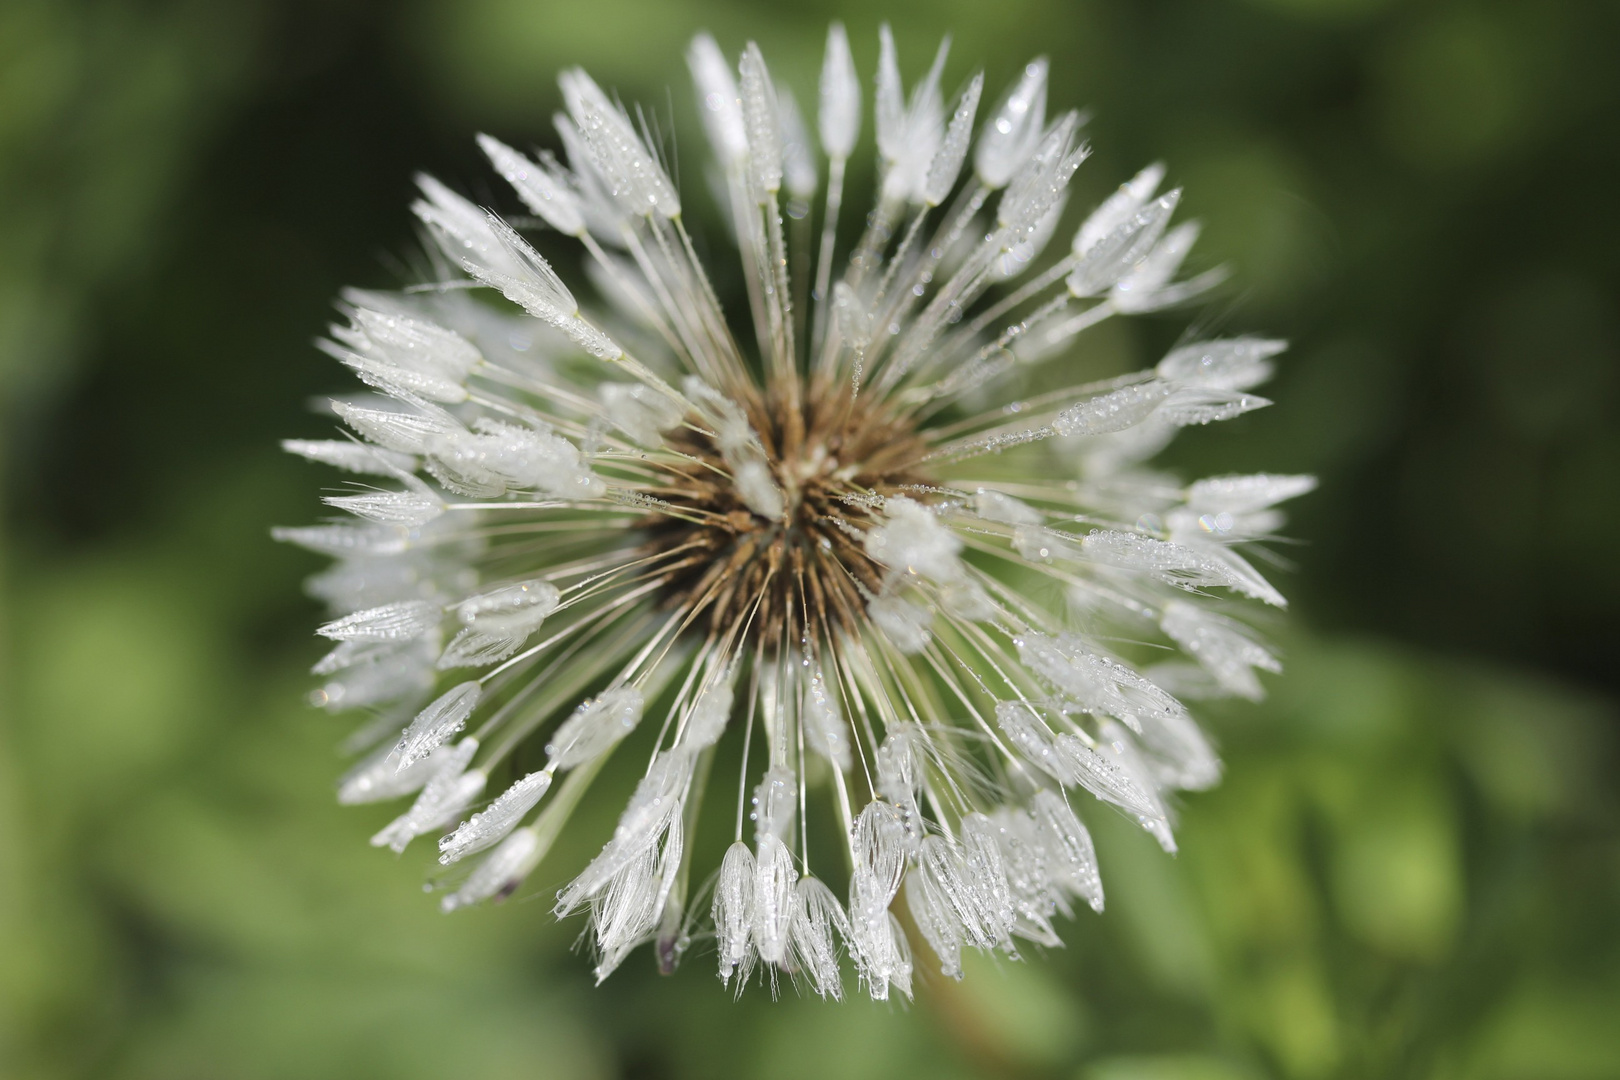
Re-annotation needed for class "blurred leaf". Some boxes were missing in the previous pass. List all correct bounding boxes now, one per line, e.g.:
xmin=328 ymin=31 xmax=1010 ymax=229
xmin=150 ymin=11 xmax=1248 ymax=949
xmin=956 ymin=951 xmax=1090 ymax=1067
xmin=14 ymin=562 xmax=222 ymax=816
xmin=1372 ymin=9 xmax=1537 ymax=169
xmin=1327 ymin=774 xmax=1462 ymax=961
xmin=1458 ymin=980 xmax=1620 ymax=1080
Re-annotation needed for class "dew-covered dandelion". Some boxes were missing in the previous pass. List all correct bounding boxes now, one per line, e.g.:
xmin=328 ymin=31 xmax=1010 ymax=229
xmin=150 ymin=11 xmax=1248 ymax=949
xmin=277 ymin=24 xmax=1313 ymax=999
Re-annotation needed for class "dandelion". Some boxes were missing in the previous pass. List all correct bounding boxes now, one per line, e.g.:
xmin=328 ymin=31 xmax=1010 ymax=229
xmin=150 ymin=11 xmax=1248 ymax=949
xmin=278 ymin=24 xmax=1313 ymax=998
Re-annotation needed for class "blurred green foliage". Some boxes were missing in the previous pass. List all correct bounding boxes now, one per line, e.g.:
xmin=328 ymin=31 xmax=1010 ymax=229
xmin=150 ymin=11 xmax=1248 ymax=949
xmin=2 ymin=1 xmax=1617 ymax=1078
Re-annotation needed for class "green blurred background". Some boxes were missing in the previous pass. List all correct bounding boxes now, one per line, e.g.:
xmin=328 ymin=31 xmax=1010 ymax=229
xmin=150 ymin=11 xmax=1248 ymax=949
xmin=2 ymin=0 xmax=1617 ymax=1077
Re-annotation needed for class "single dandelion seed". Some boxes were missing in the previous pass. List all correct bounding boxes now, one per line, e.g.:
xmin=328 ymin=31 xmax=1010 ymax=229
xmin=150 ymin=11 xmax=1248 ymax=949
xmin=278 ymin=24 xmax=1311 ymax=1000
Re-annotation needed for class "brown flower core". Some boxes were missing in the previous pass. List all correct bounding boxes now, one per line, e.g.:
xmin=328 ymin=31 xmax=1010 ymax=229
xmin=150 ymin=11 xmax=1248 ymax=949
xmin=648 ymin=387 xmax=932 ymax=646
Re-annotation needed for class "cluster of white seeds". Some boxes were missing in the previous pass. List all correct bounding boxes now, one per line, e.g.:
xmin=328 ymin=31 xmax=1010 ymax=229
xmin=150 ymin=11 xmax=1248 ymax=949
xmin=278 ymin=23 xmax=1311 ymax=998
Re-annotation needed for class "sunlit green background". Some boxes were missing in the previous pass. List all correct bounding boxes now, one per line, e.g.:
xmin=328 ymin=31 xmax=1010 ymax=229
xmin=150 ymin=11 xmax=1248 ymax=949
xmin=3 ymin=1 xmax=1617 ymax=1077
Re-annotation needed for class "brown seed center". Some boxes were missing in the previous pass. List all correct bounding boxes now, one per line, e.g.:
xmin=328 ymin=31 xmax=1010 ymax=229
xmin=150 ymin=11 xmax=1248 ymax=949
xmin=648 ymin=388 xmax=932 ymax=646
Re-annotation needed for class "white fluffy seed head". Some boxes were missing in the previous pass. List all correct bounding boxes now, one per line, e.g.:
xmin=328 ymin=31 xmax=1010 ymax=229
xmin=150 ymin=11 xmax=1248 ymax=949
xmin=754 ymin=832 xmax=799 ymax=964
xmin=464 ymin=215 xmax=577 ymax=319
xmin=1186 ymin=472 xmax=1315 ymax=514
xmin=1013 ymin=632 xmax=1189 ymax=734
xmin=326 ymin=306 xmax=482 ymax=406
xmin=880 ymin=33 xmax=951 ymax=204
xmin=335 ymin=352 xmax=469 ymax=405
xmin=1112 ymin=220 xmax=1204 ymax=312
xmin=439 ymin=769 xmax=552 ymax=864
xmin=428 ymin=419 xmax=606 ymax=500
xmin=339 ymin=741 xmax=445 ymax=805
xmin=976 ymin=57 xmax=1048 ymax=188
xmin=884 ymin=911 xmax=914 ymax=999
xmin=1068 ymin=188 xmax=1180 ymax=297
xmin=802 ymin=668 xmax=851 ymax=770
xmin=867 ymin=592 xmax=933 ymax=654
xmin=994 ymin=700 xmax=1070 ymax=784
xmin=681 ymin=681 xmax=734 ymax=752
xmin=751 ymin=766 xmax=796 ymax=841
xmin=438 ymin=627 xmax=525 ymax=670
xmin=1054 ymin=732 xmax=1163 ymax=817
xmin=733 ymin=459 xmax=785 ymax=520
xmin=323 ymin=490 xmax=445 ymax=528
xmin=922 ymin=72 xmax=982 ymax=207
xmin=1157 ymin=338 xmax=1287 ymax=390
xmin=818 ymin=22 xmax=860 ymax=159
xmin=1157 ymin=386 xmax=1272 ymax=428
xmin=960 ymin=813 xmax=1015 ymax=945
xmin=864 ymin=496 xmax=962 ymax=583
xmin=1012 ymin=525 xmax=1078 ymax=564
xmin=854 ymin=800 xmax=908 ymax=900
xmin=372 ymin=740 xmax=486 ymax=853
xmin=1051 ymin=381 xmax=1173 ymax=438
xmin=463 ymin=214 xmax=623 ymax=362
xmin=412 ymin=174 xmax=524 ymax=279
xmin=986 ymin=807 xmax=1063 ymax=942
xmin=998 ymin=111 xmax=1085 ymax=235
xmin=874 ymin=24 xmax=905 ymax=167
xmin=993 ymin=190 xmax=1067 ymax=281
xmin=614 ymin=753 xmax=694 ymax=849
xmin=587 ymin=835 xmax=678 ymax=984
xmin=739 ymin=42 xmax=784 ymax=200
xmin=875 ymin=728 xmax=922 ymax=809
xmin=908 ymin=864 xmax=962 ymax=979
xmin=317 ymin=599 xmax=439 ymax=642
xmin=340 ymin=302 xmax=484 ymax=381
xmin=557 ymin=750 xmax=692 ymax=915
xmin=1160 ymin=599 xmax=1280 ymax=701
xmin=441 ymin=826 xmax=542 ymax=912
xmin=1096 ymin=720 xmax=1175 ymax=849
xmin=940 ymin=578 xmax=997 ymax=621
xmin=1130 ymin=696 xmax=1223 ymax=790
xmin=921 ymin=832 xmax=1006 ymax=952
xmin=286 ymin=27 xmax=1301 ymax=994
xmin=547 ymin=686 xmax=645 ymax=769
xmin=1075 ymin=161 xmax=1165 ymax=256
xmin=457 ymin=580 xmax=560 ymax=635
xmin=974 ymin=488 xmax=1043 ymax=526
xmin=777 ymin=86 xmax=818 ymax=202
xmin=551 ymin=111 xmax=630 ymax=236
xmin=1030 ymin=790 xmax=1104 ymax=913
xmin=478 ymin=133 xmax=586 ymax=237
xmin=559 ymin=67 xmax=680 ymax=219
xmin=396 ymin=680 xmax=482 ymax=768
xmin=790 ymin=877 xmax=848 ymax=999
xmin=282 ymin=439 xmax=417 ymax=476
xmin=332 ymin=399 xmax=458 ymax=456
xmin=315 ymin=638 xmax=438 ymax=711
xmin=713 ymin=840 xmax=757 ymax=986
xmin=1080 ymin=530 xmax=1285 ymax=606
xmin=849 ymin=864 xmax=902 ymax=999
xmin=688 ymin=33 xmax=749 ymax=167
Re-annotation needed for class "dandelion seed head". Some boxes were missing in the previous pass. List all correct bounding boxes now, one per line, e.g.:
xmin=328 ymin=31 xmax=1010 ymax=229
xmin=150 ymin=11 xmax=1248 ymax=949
xmin=279 ymin=24 xmax=1311 ymax=1000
